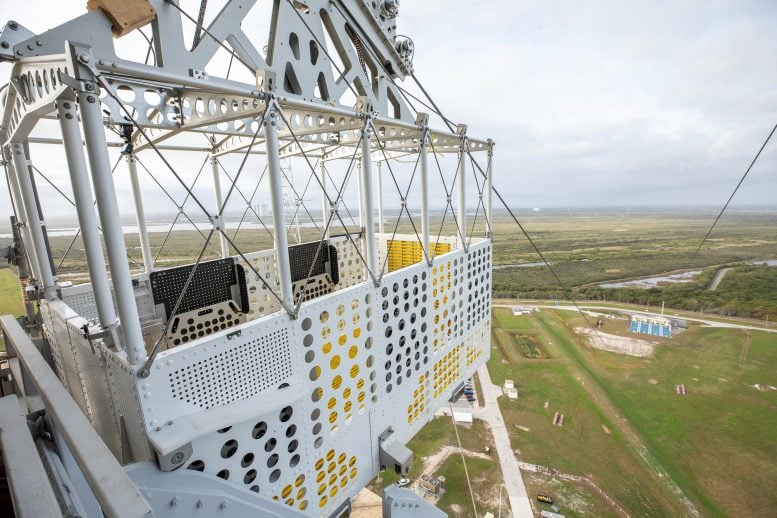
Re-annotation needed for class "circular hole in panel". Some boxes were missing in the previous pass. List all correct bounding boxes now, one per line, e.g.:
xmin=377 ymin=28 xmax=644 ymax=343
xmin=267 ymin=454 xmax=279 ymax=468
xmin=290 ymin=454 xmax=301 ymax=467
xmin=241 ymin=452 xmax=254 ymax=468
xmin=280 ymin=406 xmax=293 ymax=422
xmin=269 ymin=469 xmax=281 ymax=483
xmin=244 ymin=469 xmax=257 ymax=484
xmin=217 ymin=469 xmax=230 ymax=480
xmin=252 ymin=422 xmax=267 ymax=439
xmin=286 ymin=424 xmax=297 ymax=438
xmin=221 ymin=439 xmax=238 ymax=458
xmin=265 ymin=438 xmax=277 ymax=452
xmin=301 ymin=317 xmax=312 ymax=331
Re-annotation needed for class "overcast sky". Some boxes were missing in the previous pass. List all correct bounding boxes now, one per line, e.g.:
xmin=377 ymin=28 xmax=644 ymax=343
xmin=2 ymin=0 xmax=776 ymax=228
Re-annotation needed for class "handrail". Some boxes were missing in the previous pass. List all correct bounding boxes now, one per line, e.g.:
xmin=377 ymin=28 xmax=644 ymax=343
xmin=0 ymin=315 xmax=153 ymax=518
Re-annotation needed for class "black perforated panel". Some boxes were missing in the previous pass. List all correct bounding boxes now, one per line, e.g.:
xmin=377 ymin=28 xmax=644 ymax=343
xmin=150 ymin=258 xmax=241 ymax=318
xmin=288 ymin=242 xmax=339 ymax=285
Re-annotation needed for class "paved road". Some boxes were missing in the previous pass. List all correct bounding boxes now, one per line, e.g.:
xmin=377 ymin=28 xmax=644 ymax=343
xmin=474 ymin=364 xmax=534 ymax=518
xmin=707 ymin=267 xmax=732 ymax=291
xmin=495 ymin=304 xmax=777 ymax=334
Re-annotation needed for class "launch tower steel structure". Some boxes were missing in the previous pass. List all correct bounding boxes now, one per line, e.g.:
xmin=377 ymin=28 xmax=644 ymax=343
xmin=0 ymin=1 xmax=494 ymax=516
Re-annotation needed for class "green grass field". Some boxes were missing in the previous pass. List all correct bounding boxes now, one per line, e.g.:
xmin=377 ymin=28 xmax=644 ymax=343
xmin=0 ymin=268 xmax=24 ymax=350
xmin=493 ymin=307 xmax=777 ymax=517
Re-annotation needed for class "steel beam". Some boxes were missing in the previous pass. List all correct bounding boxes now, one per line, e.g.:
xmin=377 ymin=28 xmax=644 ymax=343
xmin=10 ymin=142 xmax=56 ymax=299
xmin=126 ymin=154 xmax=155 ymax=273
xmin=419 ymin=128 xmax=430 ymax=260
xmin=211 ymin=155 xmax=230 ymax=258
xmin=360 ymin=123 xmax=378 ymax=276
xmin=57 ymin=100 xmax=121 ymax=347
xmin=457 ymin=136 xmax=467 ymax=247
xmin=264 ymin=105 xmax=294 ymax=311
xmin=78 ymin=87 xmax=146 ymax=365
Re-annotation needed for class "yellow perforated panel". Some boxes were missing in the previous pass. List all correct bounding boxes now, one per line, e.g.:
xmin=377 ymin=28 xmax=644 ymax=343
xmin=387 ymin=240 xmax=451 ymax=272
xmin=433 ymin=344 xmax=461 ymax=398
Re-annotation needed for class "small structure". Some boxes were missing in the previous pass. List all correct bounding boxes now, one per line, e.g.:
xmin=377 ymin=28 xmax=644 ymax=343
xmin=630 ymin=314 xmax=672 ymax=337
xmin=540 ymin=511 xmax=566 ymax=518
xmin=417 ymin=474 xmax=443 ymax=496
xmin=512 ymin=306 xmax=536 ymax=315
xmin=452 ymin=411 xmax=473 ymax=425
xmin=504 ymin=383 xmax=518 ymax=399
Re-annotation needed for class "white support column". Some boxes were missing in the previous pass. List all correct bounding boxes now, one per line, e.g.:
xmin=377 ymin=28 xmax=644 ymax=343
xmin=264 ymin=106 xmax=294 ymax=311
xmin=360 ymin=122 xmax=378 ymax=276
xmin=57 ymin=101 xmax=121 ymax=346
xmin=78 ymin=86 xmax=146 ymax=365
xmin=5 ymin=151 xmax=41 ymax=282
xmin=486 ymin=139 xmax=494 ymax=237
xmin=210 ymin=155 xmax=230 ymax=258
xmin=419 ymin=128 xmax=431 ymax=261
xmin=376 ymin=160 xmax=384 ymax=237
xmin=356 ymin=162 xmax=364 ymax=228
xmin=319 ymin=161 xmax=329 ymax=239
xmin=126 ymin=154 xmax=154 ymax=272
xmin=10 ymin=142 xmax=56 ymax=299
xmin=457 ymin=133 xmax=468 ymax=247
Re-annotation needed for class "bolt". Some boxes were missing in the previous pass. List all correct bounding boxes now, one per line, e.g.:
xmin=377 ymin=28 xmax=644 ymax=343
xmin=78 ymin=52 xmax=90 ymax=63
xmin=15 ymin=50 xmax=22 ymax=56
xmin=36 ymin=40 xmax=42 ymax=46
xmin=63 ymin=102 xmax=71 ymax=109
xmin=85 ymin=83 xmax=94 ymax=91
xmin=65 ymin=113 xmax=73 ymax=120
xmin=170 ymin=497 xmax=180 ymax=507
xmin=196 ymin=500 xmax=205 ymax=508
xmin=219 ymin=501 xmax=228 ymax=510
xmin=171 ymin=451 xmax=184 ymax=464
xmin=86 ymin=95 xmax=95 ymax=103
xmin=0 ymin=42 xmax=8 ymax=49
xmin=8 ymin=21 xmax=19 ymax=30
xmin=27 ymin=45 xmax=34 ymax=51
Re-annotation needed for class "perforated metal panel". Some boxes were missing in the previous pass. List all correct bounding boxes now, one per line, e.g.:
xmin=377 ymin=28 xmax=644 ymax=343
xmin=60 ymin=276 xmax=157 ymax=324
xmin=150 ymin=258 xmax=244 ymax=318
xmin=234 ymin=249 xmax=283 ymax=320
xmin=133 ymin=237 xmax=492 ymax=516
xmin=168 ymin=327 xmax=291 ymax=409
xmin=164 ymin=300 xmax=245 ymax=348
xmin=331 ymin=235 xmax=365 ymax=288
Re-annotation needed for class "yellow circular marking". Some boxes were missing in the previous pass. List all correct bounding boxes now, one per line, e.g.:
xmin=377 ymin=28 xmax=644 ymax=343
xmin=338 ymin=452 xmax=347 ymax=464
xmin=297 ymin=487 xmax=306 ymax=499
xmin=356 ymin=378 xmax=365 ymax=390
xmin=330 ymin=355 xmax=341 ymax=370
xmin=343 ymin=387 xmax=352 ymax=399
xmin=322 ymin=342 xmax=332 ymax=354
xmin=349 ymin=365 xmax=360 ymax=378
xmin=329 ymin=486 xmax=339 ymax=497
xmin=327 ymin=397 xmax=337 ymax=410
xmin=338 ymin=334 xmax=347 ymax=346
xmin=329 ymin=411 xmax=338 ymax=423
xmin=344 ymin=400 xmax=352 ymax=412
xmin=316 ymin=471 xmax=325 ymax=483
xmin=282 ymin=485 xmax=293 ymax=498
xmin=348 ymin=345 xmax=358 ymax=359
xmin=349 ymin=456 xmax=357 ymax=467
xmin=332 ymin=375 xmax=343 ymax=389
xmin=326 ymin=449 xmax=335 ymax=461
xmin=319 ymin=496 xmax=328 ymax=508
xmin=350 ymin=468 xmax=358 ymax=479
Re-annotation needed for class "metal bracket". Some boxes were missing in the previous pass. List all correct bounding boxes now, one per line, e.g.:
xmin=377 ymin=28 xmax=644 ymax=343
xmin=0 ymin=20 xmax=35 ymax=61
xmin=156 ymin=442 xmax=193 ymax=472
